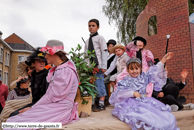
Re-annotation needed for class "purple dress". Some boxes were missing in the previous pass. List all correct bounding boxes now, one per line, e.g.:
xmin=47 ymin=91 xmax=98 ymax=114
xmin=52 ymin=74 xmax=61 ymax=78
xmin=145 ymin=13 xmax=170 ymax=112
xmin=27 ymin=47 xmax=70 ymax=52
xmin=109 ymin=65 xmax=179 ymax=130
xmin=6 ymin=61 xmax=79 ymax=130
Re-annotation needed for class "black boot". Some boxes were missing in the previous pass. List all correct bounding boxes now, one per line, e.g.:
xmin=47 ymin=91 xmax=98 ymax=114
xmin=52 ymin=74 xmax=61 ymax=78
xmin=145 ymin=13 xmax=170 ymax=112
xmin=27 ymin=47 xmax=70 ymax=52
xmin=92 ymin=103 xmax=106 ymax=112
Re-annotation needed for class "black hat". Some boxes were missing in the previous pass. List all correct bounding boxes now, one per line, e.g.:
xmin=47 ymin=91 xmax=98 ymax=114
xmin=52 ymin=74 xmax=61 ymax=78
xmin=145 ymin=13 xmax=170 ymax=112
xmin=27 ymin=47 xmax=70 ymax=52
xmin=25 ymin=48 xmax=47 ymax=66
xmin=16 ymin=78 xmax=29 ymax=88
xmin=132 ymin=36 xmax=147 ymax=46
xmin=107 ymin=39 xmax=116 ymax=46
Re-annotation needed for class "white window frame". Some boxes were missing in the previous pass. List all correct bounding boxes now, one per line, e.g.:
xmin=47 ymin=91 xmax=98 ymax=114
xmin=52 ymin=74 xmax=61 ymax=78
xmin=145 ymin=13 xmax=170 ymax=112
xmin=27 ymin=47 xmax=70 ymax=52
xmin=18 ymin=55 xmax=28 ymax=64
xmin=0 ymin=47 xmax=3 ymax=63
xmin=5 ymin=52 xmax=10 ymax=66
xmin=3 ymin=71 xmax=8 ymax=85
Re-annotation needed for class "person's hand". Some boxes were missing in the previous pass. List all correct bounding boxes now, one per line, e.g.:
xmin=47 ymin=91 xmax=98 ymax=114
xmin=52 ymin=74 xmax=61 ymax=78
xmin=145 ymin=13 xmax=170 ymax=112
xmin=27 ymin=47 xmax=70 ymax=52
xmin=101 ymin=69 xmax=106 ymax=73
xmin=16 ymin=76 xmax=24 ymax=82
xmin=133 ymin=92 xmax=141 ymax=98
xmin=28 ymin=87 xmax=31 ymax=93
xmin=161 ymin=52 xmax=174 ymax=64
xmin=164 ymin=52 xmax=174 ymax=60
xmin=19 ymin=107 xmax=31 ymax=114
xmin=157 ymin=92 xmax=164 ymax=98
xmin=104 ymin=74 xmax=107 ymax=78
xmin=181 ymin=69 xmax=189 ymax=79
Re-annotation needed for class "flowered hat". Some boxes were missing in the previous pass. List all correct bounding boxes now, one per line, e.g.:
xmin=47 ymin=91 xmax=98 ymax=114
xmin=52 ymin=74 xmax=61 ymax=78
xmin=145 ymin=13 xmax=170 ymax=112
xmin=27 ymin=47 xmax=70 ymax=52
xmin=40 ymin=40 xmax=69 ymax=55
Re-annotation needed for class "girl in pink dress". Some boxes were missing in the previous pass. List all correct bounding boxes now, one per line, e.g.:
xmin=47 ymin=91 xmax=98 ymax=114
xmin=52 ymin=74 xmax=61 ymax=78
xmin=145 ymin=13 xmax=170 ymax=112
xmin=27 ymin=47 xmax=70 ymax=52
xmin=6 ymin=40 xmax=79 ymax=129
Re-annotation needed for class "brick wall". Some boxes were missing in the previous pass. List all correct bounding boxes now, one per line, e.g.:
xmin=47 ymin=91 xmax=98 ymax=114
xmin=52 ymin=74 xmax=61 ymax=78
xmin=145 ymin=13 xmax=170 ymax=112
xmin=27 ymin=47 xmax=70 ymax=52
xmin=136 ymin=0 xmax=194 ymax=103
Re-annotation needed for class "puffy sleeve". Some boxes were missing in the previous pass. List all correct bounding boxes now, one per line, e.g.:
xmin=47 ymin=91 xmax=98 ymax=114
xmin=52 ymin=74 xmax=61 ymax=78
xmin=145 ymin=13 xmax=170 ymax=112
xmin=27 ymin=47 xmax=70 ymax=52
xmin=125 ymin=41 xmax=138 ymax=57
xmin=6 ymin=90 xmax=15 ymax=101
xmin=145 ymin=50 xmax=154 ymax=61
xmin=146 ymin=62 xmax=167 ymax=91
xmin=109 ymin=78 xmax=134 ymax=106
xmin=49 ymin=67 xmax=78 ymax=103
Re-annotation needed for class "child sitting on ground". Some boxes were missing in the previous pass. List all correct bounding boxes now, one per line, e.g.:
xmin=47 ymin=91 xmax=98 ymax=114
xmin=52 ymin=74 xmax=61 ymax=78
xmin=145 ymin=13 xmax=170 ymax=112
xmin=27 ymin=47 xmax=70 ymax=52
xmin=109 ymin=52 xmax=179 ymax=130
xmin=153 ymin=67 xmax=194 ymax=111
xmin=104 ymin=44 xmax=129 ymax=87
xmin=115 ymin=36 xmax=154 ymax=94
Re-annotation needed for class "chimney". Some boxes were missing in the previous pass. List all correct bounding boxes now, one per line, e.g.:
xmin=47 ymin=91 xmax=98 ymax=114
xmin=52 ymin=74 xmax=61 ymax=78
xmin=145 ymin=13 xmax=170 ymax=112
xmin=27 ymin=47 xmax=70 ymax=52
xmin=0 ymin=31 xmax=2 ymax=39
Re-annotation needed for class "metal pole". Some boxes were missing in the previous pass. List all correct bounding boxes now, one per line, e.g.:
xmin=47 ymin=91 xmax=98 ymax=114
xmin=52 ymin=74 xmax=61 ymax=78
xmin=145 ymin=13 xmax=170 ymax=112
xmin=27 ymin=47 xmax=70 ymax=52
xmin=165 ymin=38 xmax=169 ymax=54
xmin=81 ymin=37 xmax=86 ymax=44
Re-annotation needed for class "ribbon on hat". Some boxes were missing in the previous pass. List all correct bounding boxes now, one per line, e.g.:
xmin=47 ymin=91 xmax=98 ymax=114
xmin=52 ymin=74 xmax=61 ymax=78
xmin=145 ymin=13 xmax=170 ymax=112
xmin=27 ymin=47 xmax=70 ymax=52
xmin=40 ymin=45 xmax=64 ymax=55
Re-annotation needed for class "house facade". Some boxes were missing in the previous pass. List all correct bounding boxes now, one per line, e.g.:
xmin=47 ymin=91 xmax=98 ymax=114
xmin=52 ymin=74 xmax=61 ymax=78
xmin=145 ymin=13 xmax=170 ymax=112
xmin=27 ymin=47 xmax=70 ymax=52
xmin=0 ymin=32 xmax=34 ymax=90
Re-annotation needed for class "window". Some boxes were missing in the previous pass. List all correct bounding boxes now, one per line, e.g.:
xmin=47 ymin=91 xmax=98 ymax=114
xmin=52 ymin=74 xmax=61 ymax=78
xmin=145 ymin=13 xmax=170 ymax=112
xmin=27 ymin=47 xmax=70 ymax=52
xmin=0 ymin=48 xmax=3 ymax=63
xmin=18 ymin=56 xmax=25 ymax=64
xmin=7 ymin=53 xmax=10 ymax=65
xmin=5 ymin=52 xmax=10 ymax=66
xmin=148 ymin=15 xmax=157 ymax=36
xmin=18 ymin=55 xmax=28 ymax=64
xmin=3 ymin=72 xmax=8 ymax=85
xmin=0 ymin=70 xmax=2 ymax=81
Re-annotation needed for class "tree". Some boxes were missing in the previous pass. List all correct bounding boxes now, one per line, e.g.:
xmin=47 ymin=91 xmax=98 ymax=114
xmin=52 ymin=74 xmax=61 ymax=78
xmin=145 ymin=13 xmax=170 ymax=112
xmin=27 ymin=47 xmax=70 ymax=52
xmin=102 ymin=0 xmax=194 ymax=45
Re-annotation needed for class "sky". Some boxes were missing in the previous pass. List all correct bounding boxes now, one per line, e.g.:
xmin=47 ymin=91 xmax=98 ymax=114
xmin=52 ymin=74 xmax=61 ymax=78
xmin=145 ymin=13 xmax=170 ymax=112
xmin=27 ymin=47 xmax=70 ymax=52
xmin=0 ymin=0 xmax=117 ymax=53
xmin=190 ymin=13 xmax=194 ymax=23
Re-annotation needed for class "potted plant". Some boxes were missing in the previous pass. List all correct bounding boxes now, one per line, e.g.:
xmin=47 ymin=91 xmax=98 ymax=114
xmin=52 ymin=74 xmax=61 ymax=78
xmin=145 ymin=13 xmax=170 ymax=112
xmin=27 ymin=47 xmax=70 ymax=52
xmin=69 ymin=44 xmax=98 ymax=116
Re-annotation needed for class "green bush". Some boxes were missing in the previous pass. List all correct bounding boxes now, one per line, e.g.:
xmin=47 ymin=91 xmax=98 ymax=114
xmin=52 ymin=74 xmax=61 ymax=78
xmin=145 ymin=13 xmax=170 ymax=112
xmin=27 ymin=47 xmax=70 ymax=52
xmin=69 ymin=44 xmax=98 ymax=104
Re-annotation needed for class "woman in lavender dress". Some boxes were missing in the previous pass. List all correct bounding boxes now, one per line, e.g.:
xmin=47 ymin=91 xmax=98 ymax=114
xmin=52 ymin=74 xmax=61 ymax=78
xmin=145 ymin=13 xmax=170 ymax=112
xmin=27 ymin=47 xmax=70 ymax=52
xmin=109 ymin=53 xmax=179 ymax=130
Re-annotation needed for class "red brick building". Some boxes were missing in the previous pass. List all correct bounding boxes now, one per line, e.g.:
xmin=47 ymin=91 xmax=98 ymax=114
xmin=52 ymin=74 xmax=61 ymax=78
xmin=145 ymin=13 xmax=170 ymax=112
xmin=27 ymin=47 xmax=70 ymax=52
xmin=136 ymin=0 xmax=194 ymax=103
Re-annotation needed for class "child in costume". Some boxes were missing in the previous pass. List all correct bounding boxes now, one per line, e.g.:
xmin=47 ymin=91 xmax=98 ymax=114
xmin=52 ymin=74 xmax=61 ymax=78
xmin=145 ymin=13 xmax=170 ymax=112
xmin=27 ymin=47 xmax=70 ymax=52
xmin=105 ymin=44 xmax=129 ymax=87
xmin=153 ymin=67 xmax=194 ymax=111
xmin=84 ymin=19 xmax=108 ymax=112
xmin=109 ymin=52 xmax=179 ymax=130
xmin=5 ymin=40 xmax=79 ymax=128
xmin=115 ymin=36 xmax=154 ymax=96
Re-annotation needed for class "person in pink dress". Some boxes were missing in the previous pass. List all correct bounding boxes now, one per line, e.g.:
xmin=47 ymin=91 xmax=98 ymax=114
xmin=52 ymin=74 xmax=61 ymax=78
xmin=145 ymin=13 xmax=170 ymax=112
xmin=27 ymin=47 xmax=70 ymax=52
xmin=6 ymin=40 xmax=79 ymax=128
xmin=115 ymin=36 xmax=155 ymax=97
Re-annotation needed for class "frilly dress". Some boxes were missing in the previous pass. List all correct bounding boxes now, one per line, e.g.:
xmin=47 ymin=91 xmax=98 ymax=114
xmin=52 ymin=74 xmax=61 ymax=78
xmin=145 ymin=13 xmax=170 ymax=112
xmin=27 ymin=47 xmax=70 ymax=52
xmin=109 ymin=64 xmax=179 ymax=130
xmin=115 ymin=41 xmax=155 ymax=96
xmin=5 ymin=61 xmax=79 ymax=130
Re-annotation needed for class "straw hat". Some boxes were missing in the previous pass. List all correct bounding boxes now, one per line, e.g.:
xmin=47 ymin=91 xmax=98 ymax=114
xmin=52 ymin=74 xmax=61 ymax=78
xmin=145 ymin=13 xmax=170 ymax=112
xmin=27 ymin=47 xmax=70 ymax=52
xmin=111 ymin=44 xmax=125 ymax=54
xmin=17 ymin=61 xmax=28 ymax=76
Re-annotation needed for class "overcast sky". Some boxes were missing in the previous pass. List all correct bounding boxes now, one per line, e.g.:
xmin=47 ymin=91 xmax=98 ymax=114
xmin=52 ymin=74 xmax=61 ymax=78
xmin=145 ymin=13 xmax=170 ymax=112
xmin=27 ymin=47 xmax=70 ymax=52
xmin=0 ymin=0 xmax=117 ymax=52
xmin=190 ymin=13 xmax=194 ymax=23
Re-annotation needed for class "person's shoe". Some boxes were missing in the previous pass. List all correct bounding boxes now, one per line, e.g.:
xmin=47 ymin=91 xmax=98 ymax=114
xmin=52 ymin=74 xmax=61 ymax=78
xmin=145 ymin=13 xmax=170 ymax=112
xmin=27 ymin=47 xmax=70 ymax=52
xmin=92 ymin=104 xmax=106 ymax=112
xmin=170 ymin=105 xmax=179 ymax=112
xmin=183 ymin=103 xmax=194 ymax=110
xmin=104 ymin=99 xmax=110 ymax=107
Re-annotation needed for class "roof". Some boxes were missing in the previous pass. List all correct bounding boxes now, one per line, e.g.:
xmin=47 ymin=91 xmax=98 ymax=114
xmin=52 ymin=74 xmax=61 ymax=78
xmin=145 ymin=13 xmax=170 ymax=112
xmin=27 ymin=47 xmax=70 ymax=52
xmin=0 ymin=38 xmax=13 ymax=51
xmin=4 ymin=33 xmax=34 ymax=51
